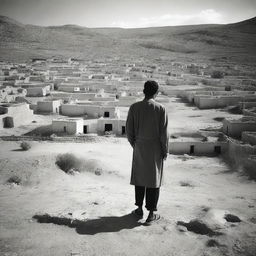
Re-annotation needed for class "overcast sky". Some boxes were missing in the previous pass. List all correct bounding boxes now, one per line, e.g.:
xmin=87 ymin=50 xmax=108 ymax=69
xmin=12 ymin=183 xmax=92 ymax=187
xmin=0 ymin=0 xmax=255 ymax=28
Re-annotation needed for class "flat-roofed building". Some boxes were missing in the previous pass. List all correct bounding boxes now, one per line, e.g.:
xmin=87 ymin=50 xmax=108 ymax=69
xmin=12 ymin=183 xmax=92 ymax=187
xmin=223 ymin=116 xmax=256 ymax=138
xmin=60 ymin=104 xmax=120 ymax=119
xmin=0 ymin=103 xmax=33 ymax=129
xmin=26 ymin=86 xmax=51 ymax=97
xmin=169 ymin=136 xmax=227 ymax=155
xmin=97 ymin=118 xmax=126 ymax=135
xmin=28 ymin=75 xmax=46 ymax=82
xmin=37 ymin=99 xmax=62 ymax=113
xmin=51 ymin=92 xmax=96 ymax=101
xmin=52 ymin=118 xmax=83 ymax=135
xmin=243 ymin=107 xmax=256 ymax=117
xmin=58 ymin=85 xmax=80 ymax=92
xmin=242 ymin=131 xmax=256 ymax=145
xmin=91 ymin=74 xmax=108 ymax=80
xmin=19 ymin=82 xmax=54 ymax=90
xmin=239 ymin=101 xmax=256 ymax=110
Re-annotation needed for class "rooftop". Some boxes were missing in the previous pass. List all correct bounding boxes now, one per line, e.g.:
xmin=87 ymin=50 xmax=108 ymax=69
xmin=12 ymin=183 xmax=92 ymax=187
xmin=225 ymin=116 xmax=256 ymax=123
xmin=53 ymin=118 xmax=83 ymax=122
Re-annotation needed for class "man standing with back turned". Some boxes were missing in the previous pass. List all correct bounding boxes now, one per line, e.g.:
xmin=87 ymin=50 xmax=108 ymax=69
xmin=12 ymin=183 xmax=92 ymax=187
xmin=126 ymin=80 xmax=169 ymax=225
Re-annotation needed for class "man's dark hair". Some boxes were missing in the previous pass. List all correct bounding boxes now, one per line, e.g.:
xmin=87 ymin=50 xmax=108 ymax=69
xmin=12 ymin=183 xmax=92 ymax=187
xmin=143 ymin=80 xmax=159 ymax=97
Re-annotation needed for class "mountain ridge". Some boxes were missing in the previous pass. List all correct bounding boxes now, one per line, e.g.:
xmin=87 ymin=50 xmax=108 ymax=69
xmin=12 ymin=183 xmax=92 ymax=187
xmin=0 ymin=15 xmax=255 ymax=63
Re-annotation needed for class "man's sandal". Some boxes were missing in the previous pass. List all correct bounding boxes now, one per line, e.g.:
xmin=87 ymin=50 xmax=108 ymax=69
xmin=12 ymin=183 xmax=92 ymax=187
xmin=144 ymin=213 xmax=161 ymax=225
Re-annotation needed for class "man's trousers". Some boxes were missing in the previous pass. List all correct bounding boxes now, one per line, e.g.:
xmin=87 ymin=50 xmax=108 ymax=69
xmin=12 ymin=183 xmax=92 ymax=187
xmin=135 ymin=185 xmax=160 ymax=211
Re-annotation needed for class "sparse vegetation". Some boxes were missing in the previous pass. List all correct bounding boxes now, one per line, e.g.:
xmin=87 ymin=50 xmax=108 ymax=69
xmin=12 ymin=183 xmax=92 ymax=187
xmin=94 ymin=168 xmax=102 ymax=176
xmin=211 ymin=70 xmax=224 ymax=79
xmin=7 ymin=175 xmax=22 ymax=185
xmin=179 ymin=180 xmax=195 ymax=187
xmin=201 ymin=79 xmax=214 ymax=85
xmin=55 ymin=153 xmax=82 ymax=174
xmin=20 ymin=141 xmax=31 ymax=151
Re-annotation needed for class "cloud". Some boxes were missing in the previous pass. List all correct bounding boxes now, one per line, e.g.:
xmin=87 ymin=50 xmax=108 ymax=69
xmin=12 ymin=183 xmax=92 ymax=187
xmin=111 ymin=9 xmax=223 ymax=28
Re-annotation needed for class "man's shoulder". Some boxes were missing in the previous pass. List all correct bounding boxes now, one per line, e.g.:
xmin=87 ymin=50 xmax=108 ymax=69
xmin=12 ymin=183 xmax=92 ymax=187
xmin=130 ymin=100 xmax=166 ymax=110
xmin=130 ymin=101 xmax=143 ymax=109
xmin=153 ymin=100 xmax=166 ymax=112
xmin=154 ymin=100 xmax=165 ymax=108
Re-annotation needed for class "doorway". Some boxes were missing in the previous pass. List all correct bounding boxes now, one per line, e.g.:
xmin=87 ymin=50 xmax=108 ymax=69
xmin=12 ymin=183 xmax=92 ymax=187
xmin=190 ymin=145 xmax=194 ymax=154
xmin=105 ymin=123 xmax=113 ymax=132
xmin=3 ymin=116 xmax=14 ymax=128
xmin=83 ymin=125 xmax=88 ymax=134
xmin=122 ymin=126 xmax=126 ymax=135
xmin=214 ymin=146 xmax=221 ymax=154
xmin=104 ymin=111 xmax=110 ymax=117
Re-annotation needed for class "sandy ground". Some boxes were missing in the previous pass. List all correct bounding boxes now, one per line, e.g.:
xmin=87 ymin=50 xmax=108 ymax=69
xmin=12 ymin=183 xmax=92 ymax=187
xmin=166 ymin=98 xmax=242 ymax=135
xmin=0 ymin=139 xmax=255 ymax=256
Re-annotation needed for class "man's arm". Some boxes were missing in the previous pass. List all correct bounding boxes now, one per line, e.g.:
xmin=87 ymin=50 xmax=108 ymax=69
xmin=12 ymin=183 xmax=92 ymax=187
xmin=126 ymin=105 xmax=135 ymax=148
xmin=160 ymin=107 xmax=169 ymax=160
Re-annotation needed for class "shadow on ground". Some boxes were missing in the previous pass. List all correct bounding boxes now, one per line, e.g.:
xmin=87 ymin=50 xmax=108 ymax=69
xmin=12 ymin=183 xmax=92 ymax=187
xmin=11 ymin=148 xmax=25 ymax=152
xmin=33 ymin=213 xmax=142 ymax=235
xmin=24 ymin=125 xmax=52 ymax=136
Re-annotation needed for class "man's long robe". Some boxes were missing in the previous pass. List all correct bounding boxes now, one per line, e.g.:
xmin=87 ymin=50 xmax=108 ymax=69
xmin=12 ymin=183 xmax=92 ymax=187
xmin=126 ymin=98 xmax=169 ymax=188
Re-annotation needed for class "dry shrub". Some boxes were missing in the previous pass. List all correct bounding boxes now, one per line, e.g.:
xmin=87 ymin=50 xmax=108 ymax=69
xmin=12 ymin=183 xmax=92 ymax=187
xmin=211 ymin=70 xmax=224 ymax=79
xmin=20 ymin=141 xmax=31 ymax=151
xmin=179 ymin=180 xmax=195 ymax=187
xmin=55 ymin=153 xmax=82 ymax=174
xmin=7 ymin=175 xmax=22 ymax=185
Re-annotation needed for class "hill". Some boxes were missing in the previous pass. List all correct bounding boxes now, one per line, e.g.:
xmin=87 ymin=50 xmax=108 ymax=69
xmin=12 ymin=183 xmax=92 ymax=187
xmin=0 ymin=15 xmax=256 ymax=64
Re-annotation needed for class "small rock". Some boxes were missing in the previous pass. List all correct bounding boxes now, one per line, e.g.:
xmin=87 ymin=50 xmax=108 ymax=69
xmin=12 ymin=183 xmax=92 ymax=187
xmin=206 ymin=239 xmax=220 ymax=247
xmin=95 ymin=169 xmax=102 ymax=176
xmin=68 ymin=168 xmax=79 ymax=175
xmin=224 ymin=214 xmax=241 ymax=223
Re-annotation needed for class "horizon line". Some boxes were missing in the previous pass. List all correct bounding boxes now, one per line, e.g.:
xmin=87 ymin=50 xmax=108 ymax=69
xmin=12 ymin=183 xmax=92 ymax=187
xmin=0 ymin=14 xmax=255 ymax=29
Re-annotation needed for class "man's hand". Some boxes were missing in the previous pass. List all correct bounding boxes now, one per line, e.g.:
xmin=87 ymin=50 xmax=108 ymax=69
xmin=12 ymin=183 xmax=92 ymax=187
xmin=163 ymin=154 xmax=168 ymax=160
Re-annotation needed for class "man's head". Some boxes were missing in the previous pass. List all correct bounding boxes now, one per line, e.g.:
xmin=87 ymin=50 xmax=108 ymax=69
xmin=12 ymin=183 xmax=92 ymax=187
xmin=143 ymin=80 xmax=159 ymax=98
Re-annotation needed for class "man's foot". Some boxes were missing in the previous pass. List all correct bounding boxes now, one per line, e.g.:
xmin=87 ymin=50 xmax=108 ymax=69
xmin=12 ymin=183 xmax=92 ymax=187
xmin=132 ymin=208 xmax=143 ymax=218
xmin=144 ymin=213 xmax=161 ymax=225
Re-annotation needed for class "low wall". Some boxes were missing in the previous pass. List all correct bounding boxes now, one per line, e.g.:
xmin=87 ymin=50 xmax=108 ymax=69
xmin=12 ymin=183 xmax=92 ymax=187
xmin=195 ymin=96 xmax=242 ymax=109
xmin=239 ymin=102 xmax=256 ymax=109
xmin=241 ymin=132 xmax=256 ymax=145
xmin=169 ymin=141 xmax=228 ymax=155
xmin=224 ymin=137 xmax=256 ymax=179
xmin=222 ymin=118 xmax=256 ymax=138
xmin=243 ymin=109 xmax=256 ymax=117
